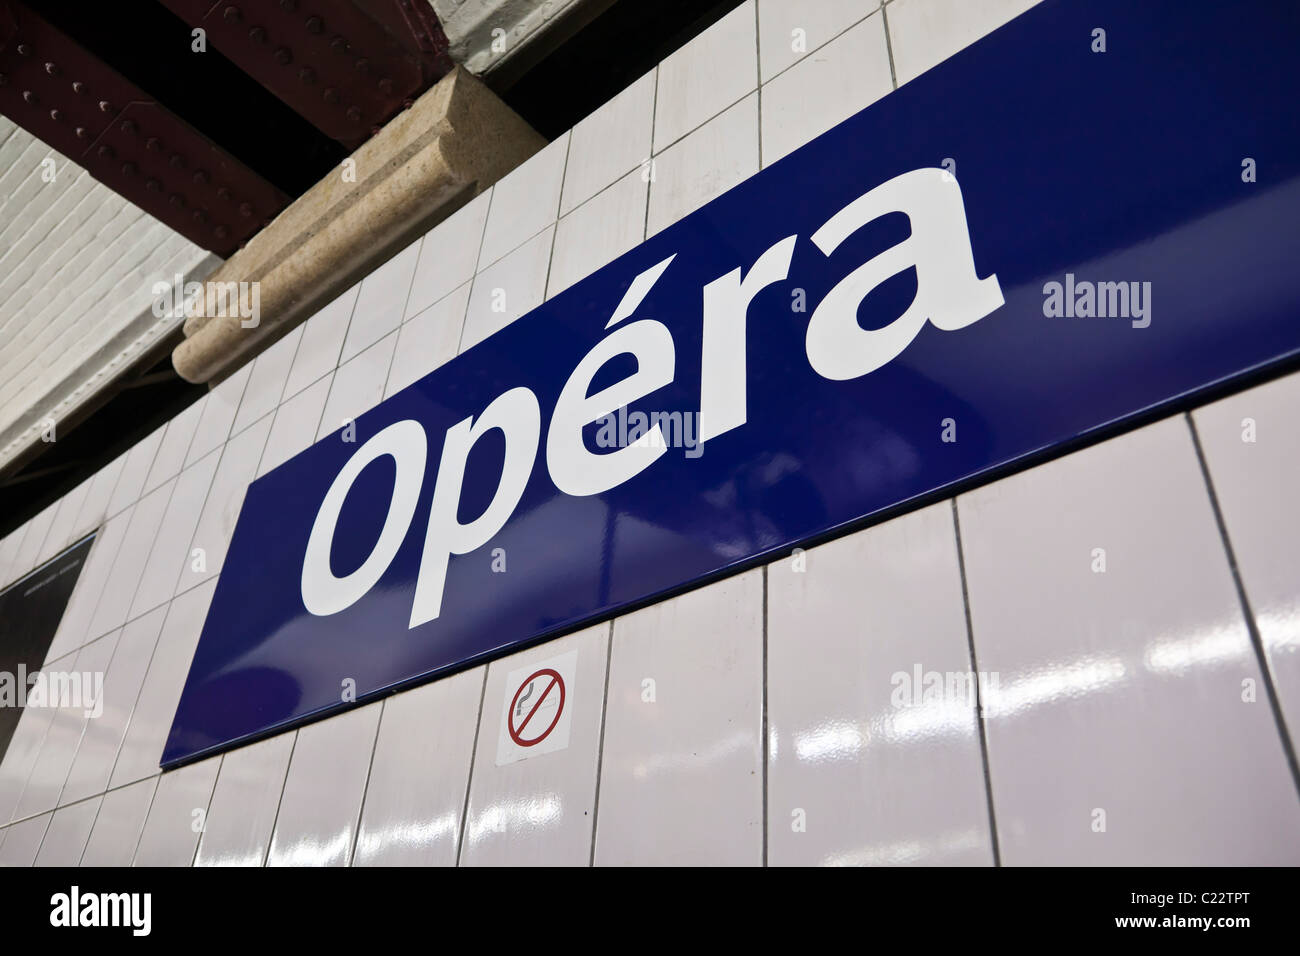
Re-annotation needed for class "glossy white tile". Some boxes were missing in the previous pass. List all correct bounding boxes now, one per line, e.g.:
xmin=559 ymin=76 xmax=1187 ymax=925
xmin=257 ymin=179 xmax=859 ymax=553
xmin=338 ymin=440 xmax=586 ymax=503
xmin=257 ymin=373 xmax=332 ymax=478
xmin=194 ymin=732 xmax=294 ymax=867
xmin=957 ymin=417 xmax=1300 ymax=865
xmin=231 ymin=324 xmax=303 ymax=435
xmin=70 ymin=453 xmax=126 ymax=539
xmin=405 ymin=190 xmax=492 ymax=319
xmin=595 ymin=571 xmax=763 ymax=865
xmin=1193 ymin=372 xmax=1300 ymax=735
xmin=760 ymin=11 xmax=893 ymax=166
xmin=0 ymin=812 xmax=49 ymax=866
xmin=33 ymin=797 xmax=100 ymax=866
xmin=757 ymin=0 xmax=878 ymax=81
xmin=460 ymin=226 xmax=554 ymax=353
xmin=654 ymin=1 xmax=757 ymax=150
xmin=267 ymin=704 xmax=380 ymax=867
xmin=647 ymin=94 xmax=759 ymax=237
xmin=479 ymin=134 xmax=568 ymax=269
xmin=462 ymin=625 xmax=609 ymax=866
xmin=128 ymin=450 xmax=220 ymax=619
xmin=61 ymin=605 xmax=168 ymax=805
xmin=354 ymin=669 xmax=482 ymax=867
xmin=110 ymin=581 xmax=217 ymax=789
xmin=886 ymin=0 xmax=1043 ymax=86
xmin=768 ymin=503 xmax=994 ymax=866
xmin=106 ymin=425 xmax=164 ymax=517
xmin=560 ymin=70 xmax=655 ymax=216
xmin=87 ymin=481 xmax=174 ymax=638
xmin=316 ymin=332 xmax=399 ymax=441
xmin=548 ymin=169 xmax=647 ymax=299
xmin=11 ymin=501 xmax=56 ymax=575
xmin=177 ymin=414 xmax=274 ymax=594
xmin=133 ymin=757 xmax=220 ymax=866
xmin=14 ymin=631 xmax=119 ymax=820
xmin=384 ymin=283 xmax=470 ymax=398
xmin=339 ymin=241 xmax=420 ymax=364
xmin=142 ymin=398 xmax=204 ymax=493
xmin=284 ymin=284 xmax=360 ymax=400
xmin=44 ymin=509 xmax=130 ymax=664
xmin=185 ymin=363 xmax=253 ymax=467
xmin=80 ymin=776 xmax=157 ymax=866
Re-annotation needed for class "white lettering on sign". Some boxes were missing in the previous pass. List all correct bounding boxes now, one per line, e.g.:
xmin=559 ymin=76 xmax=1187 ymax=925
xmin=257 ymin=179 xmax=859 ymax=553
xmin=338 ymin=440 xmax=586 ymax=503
xmin=301 ymin=168 xmax=1002 ymax=625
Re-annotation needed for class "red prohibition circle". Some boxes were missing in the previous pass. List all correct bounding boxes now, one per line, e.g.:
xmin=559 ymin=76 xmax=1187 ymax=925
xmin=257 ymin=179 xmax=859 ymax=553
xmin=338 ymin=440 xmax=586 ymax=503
xmin=507 ymin=668 xmax=565 ymax=747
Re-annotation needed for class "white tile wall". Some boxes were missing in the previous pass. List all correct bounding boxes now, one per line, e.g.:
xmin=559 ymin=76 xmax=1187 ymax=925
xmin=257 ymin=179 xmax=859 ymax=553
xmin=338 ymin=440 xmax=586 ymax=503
xmin=13 ymin=631 xmax=120 ymax=821
xmin=80 ymin=777 xmax=158 ymax=866
xmin=886 ymin=0 xmax=1043 ymax=86
xmin=266 ymin=703 xmax=381 ymax=867
xmin=462 ymin=625 xmax=609 ymax=867
xmin=957 ymin=418 xmax=1300 ymax=865
xmin=231 ymin=325 xmax=303 ymax=435
xmin=109 ymin=581 xmax=217 ymax=789
xmin=478 ymin=133 xmax=569 ymax=269
xmin=60 ymin=606 xmax=169 ymax=806
xmin=595 ymin=572 xmax=764 ymax=866
xmin=194 ymin=733 xmax=294 ymax=867
xmin=767 ymin=503 xmax=995 ymax=866
xmin=384 ymin=284 xmax=470 ymax=398
xmin=460 ymin=226 xmax=555 ymax=353
xmin=406 ymin=191 xmax=491 ymax=319
xmin=757 ymin=0 xmax=878 ymax=81
xmin=284 ymin=286 xmax=359 ymax=400
xmin=316 ymin=333 xmax=399 ymax=441
xmin=339 ymin=243 xmax=420 ymax=364
xmin=759 ymin=12 xmax=893 ymax=166
xmin=653 ymin=1 xmax=757 ymax=151
xmin=560 ymin=71 xmax=655 ymax=216
xmin=5 ymin=0 xmax=1299 ymax=868
xmin=1193 ymin=379 xmax=1300 ymax=735
xmin=647 ymin=95 xmax=759 ymax=237
xmin=33 ymin=797 xmax=99 ymax=866
xmin=353 ymin=668 xmax=482 ymax=867
xmin=132 ymin=756 xmax=220 ymax=866
xmin=548 ymin=170 xmax=648 ymax=298
xmin=185 ymin=364 xmax=253 ymax=467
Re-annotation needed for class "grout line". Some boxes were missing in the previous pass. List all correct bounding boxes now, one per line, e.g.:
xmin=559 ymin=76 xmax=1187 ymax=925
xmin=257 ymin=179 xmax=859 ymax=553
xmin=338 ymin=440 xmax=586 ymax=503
xmin=454 ymin=667 xmax=490 ymax=867
xmin=643 ymin=66 xmax=659 ymax=240
xmin=260 ymin=731 xmax=299 ymax=867
xmin=950 ymin=498 xmax=1002 ymax=866
xmin=542 ymin=133 xmax=574 ymax=302
xmin=126 ymin=774 xmax=161 ymax=866
xmin=23 ymin=801 xmax=56 ymax=866
xmin=589 ymin=620 xmax=616 ymax=867
xmin=881 ymin=1 xmax=900 ymax=90
xmin=190 ymin=754 xmax=224 ymax=867
xmin=754 ymin=0 xmax=764 ymax=171
xmin=456 ymin=188 xmax=497 ymax=357
xmin=1186 ymin=413 xmax=1300 ymax=800
xmin=348 ymin=700 xmax=387 ymax=867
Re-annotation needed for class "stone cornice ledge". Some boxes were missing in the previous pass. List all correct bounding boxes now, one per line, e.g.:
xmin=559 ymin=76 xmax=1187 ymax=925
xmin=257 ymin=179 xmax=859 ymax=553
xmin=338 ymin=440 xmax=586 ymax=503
xmin=173 ymin=66 xmax=545 ymax=384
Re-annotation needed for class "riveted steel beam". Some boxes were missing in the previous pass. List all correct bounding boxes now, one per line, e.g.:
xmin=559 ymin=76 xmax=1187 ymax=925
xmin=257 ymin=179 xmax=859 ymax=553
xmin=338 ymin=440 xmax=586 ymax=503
xmin=0 ymin=1 xmax=289 ymax=257
xmin=158 ymin=0 xmax=454 ymax=149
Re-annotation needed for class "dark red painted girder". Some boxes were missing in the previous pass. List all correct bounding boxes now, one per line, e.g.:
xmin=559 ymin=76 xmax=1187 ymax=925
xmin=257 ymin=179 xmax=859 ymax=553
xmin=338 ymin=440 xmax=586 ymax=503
xmin=159 ymin=0 xmax=454 ymax=147
xmin=0 ymin=1 xmax=290 ymax=257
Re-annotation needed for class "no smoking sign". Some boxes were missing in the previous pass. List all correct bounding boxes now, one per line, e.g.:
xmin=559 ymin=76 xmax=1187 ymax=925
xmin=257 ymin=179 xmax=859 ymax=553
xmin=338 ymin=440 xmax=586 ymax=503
xmin=496 ymin=649 xmax=578 ymax=765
